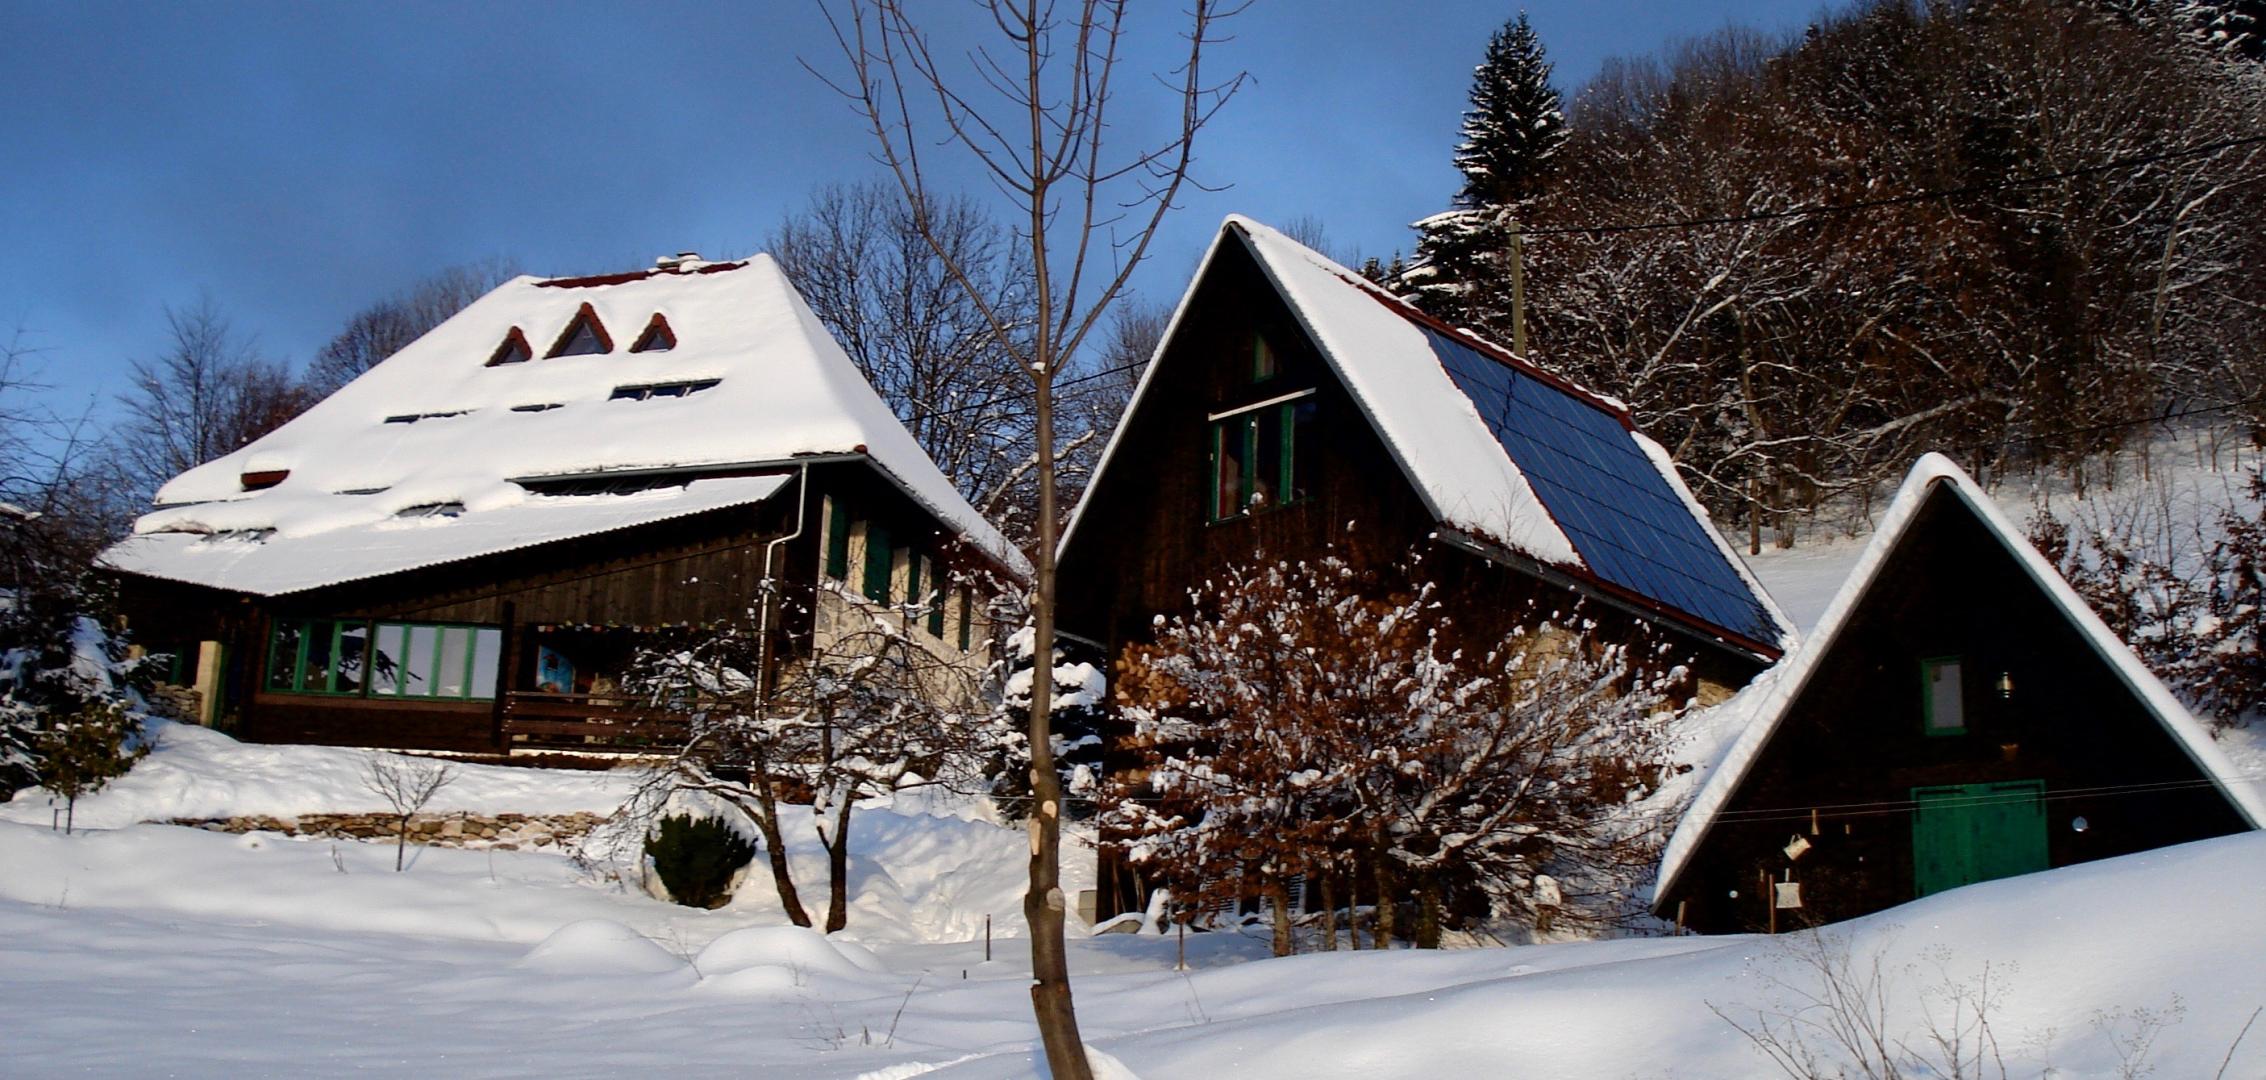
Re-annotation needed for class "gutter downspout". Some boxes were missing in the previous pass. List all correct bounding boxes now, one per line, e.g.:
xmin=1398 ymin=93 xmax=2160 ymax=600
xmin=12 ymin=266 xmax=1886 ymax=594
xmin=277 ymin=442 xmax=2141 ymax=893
xmin=755 ymin=463 xmax=812 ymax=702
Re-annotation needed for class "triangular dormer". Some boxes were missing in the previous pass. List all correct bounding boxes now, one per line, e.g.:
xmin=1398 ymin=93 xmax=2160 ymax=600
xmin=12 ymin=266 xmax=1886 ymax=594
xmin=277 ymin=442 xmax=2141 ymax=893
xmin=629 ymin=313 xmax=676 ymax=353
xmin=546 ymin=303 xmax=613 ymax=358
xmin=1653 ymin=455 xmax=2264 ymax=933
xmin=486 ymin=327 xmax=533 ymax=367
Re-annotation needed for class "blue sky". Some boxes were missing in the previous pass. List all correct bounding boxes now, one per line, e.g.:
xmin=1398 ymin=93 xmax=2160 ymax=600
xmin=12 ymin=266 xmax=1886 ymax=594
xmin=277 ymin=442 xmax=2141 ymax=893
xmin=0 ymin=1 xmax=1832 ymax=426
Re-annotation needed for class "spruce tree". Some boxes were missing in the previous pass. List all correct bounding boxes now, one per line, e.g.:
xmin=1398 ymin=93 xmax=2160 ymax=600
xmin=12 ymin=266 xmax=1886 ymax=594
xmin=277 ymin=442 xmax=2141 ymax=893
xmin=1409 ymin=12 xmax=1567 ymax=332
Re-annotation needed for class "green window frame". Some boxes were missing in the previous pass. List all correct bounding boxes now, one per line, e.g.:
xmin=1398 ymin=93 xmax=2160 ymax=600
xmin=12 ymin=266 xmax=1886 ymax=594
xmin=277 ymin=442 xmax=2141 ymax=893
xmin=926 ymin=560 xmax=948 ymax=637
xmin=862 ymin=524 xmax=895 ymax=603
xmin=824 ymin=497 xmax=852 ymax=579
xmin=1207 ymin=394 xmax=1317 ymax=522
xmin=1921 ymin=655 xmax=1965 ymax=735
xmin=265 ymin=617 xmax=500 ymax=701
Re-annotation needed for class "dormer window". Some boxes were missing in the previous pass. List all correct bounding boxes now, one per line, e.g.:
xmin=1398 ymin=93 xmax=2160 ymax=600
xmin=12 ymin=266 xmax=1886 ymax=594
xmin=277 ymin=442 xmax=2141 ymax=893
xmin=487 ymin=327 xmax=534 ymax=366
xmin=393 ymin=502 xmax=465 ymax=519
xmin=629 ymin=313 xmax=676 ymax=353
xmin=546 ymin=303 xmax=613 ymax=358
xmin=240 ymin=469 xmax=289 ymax=491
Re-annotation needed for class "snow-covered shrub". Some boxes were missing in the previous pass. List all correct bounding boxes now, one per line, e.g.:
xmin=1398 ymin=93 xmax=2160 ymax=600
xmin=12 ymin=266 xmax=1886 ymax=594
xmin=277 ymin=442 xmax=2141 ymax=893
xmin=2029 ymin=464 xmax=2265 ymax=731
xmin=1105 ymin=555 xmax=1683 ymax=954
xmin=643 ymin=813 xmax=756 ymax=909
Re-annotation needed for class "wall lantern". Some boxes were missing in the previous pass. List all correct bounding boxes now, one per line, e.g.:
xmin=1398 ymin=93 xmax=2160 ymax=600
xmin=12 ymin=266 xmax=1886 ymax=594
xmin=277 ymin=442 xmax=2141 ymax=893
xmin=2071 ymin=815 xmax=2090 ymax=834
xmin=1996 ymin=671 xmax=2015 ymax=699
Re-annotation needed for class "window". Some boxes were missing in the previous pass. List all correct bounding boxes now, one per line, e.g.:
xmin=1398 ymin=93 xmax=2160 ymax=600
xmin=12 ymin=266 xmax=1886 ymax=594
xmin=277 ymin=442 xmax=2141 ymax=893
xmin=630 ymin=313 xmax=676 ymax=353
xmin=546 ymin=303 xmax=614 ymax=357
xmin=1922 ymin=656 xmax=1964 ymax=735
xmin=510 ymin=403 xmax=564 ymax=414
xmin=268 ymin=617 xmax=500 ymax=700
xmin=906 ymin=551 xmax=922 ymax=614
xmin=862 ymin=524 xmax=894 ymax=603
xmin=1251 ymin=331 xmax=1278 ymax=382
xmin=824 ymin=497 xmax=852 ymax=579
xmin=926 ymin=560 xmax=947 ymax=637
xmin=957 ymin=587 xmax=974 ymax=651
xmin=384 ymin=410 xmax=471 ymax=424
xmin=393 ymin=502 xmax=465 ymax=519
xmin=487 ymin=327 xmax=534 ymax=366
xmin=609 ymin=379 xmax=720 ymax=401
xmin=1207 ymin=394 xmax=1317 ymax=521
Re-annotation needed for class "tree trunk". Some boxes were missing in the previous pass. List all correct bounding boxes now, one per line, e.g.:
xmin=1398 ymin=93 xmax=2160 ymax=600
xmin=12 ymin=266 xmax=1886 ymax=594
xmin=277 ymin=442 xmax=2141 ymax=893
xmin=1024 ymin=284 xmax=1089 ymax=1080
xmin=750 ymin=808 xmax=812 ymax=928
xmin=824 ymin=797 xmax=855 ymax=933
xmin=1266 ymin=876 xmax=1294 ymax=957
xmin=1416 ymin=874 xmax=1443 ymax=949
xmin=1318 ymin=870 xmax=1338 ymax=952
xmin=395 ymin=816 xmax=408 ymax=871
xmin=1372 ymin=857 xmax=1396 ymax=950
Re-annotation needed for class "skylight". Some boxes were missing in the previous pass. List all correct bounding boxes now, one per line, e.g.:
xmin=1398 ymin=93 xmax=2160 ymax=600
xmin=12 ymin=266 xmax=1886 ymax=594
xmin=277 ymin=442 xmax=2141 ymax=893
xmin=609 ymin=379 xmax=720 ymax=402
xmin=510 ymin=403 xmax=564 ymax=413
xmin=197 ymin=527 xmax=276 ymax=545
xmin=546 ymin=303 xmax=614 ymax=358
xmin=393 ymin=502 xmax=466 ymax=519
xmin=383 ymin=410 xmax=472 ymax=424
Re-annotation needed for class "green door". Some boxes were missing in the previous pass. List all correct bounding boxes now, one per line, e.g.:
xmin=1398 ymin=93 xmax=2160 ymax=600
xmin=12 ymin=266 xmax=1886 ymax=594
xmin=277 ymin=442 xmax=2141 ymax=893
xmin=1910 ymin=781 xmax=2048 ymax=897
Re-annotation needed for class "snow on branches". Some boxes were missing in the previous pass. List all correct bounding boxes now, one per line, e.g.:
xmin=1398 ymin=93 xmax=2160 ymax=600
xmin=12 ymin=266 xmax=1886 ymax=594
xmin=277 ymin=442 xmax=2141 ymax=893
xmin=1104 ymin=555 xmax=1684 ymax=954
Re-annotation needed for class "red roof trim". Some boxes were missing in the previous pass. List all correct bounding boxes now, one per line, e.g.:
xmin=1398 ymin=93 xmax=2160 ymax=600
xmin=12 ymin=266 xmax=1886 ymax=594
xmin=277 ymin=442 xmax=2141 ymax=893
xmin=533 ymin=260 xmax=752 ymax=290
xmin=485 ymin=326 xmax=533 ymax=367
xmin=545 ymin=302 xmax=615 ymax=358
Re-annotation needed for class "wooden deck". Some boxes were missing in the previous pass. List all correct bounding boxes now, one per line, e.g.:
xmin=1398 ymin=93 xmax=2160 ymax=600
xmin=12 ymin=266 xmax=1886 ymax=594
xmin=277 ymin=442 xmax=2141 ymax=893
xmin=499 ymin=692 xmax=692 ymax=753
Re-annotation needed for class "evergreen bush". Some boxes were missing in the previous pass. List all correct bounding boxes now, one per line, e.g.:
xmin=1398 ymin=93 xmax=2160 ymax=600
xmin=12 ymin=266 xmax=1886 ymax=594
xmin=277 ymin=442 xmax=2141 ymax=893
xmin=643 ymin=813 xmax=755 ymax=909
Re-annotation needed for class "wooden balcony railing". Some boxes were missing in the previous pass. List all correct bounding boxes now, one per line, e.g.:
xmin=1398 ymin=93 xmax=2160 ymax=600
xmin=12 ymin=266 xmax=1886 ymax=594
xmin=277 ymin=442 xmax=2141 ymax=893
xmin=499 ymin=691 xmax=691 ymax=753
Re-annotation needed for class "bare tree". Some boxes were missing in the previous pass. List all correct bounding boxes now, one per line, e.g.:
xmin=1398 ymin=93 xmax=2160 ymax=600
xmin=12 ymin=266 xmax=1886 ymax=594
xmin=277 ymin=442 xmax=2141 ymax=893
xmin=815 ymin=4 xmax=1248 ymax=1072
xmin=769 ymin=184 xmax=1042 ymax=532
xmin=362 ymin=752 xmax=455 ymax=872
xmin=112 ymin=297 xmax=313 ymax=503
xmin=303 ymin=259 xmax=517 ymax=396
xmin=625 ymin=583 xmax=988 ymax=932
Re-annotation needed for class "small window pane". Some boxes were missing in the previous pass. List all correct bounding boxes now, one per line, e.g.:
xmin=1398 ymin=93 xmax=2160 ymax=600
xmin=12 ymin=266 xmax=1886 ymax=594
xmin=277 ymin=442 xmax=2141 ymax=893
xmin=267 ymin=621 xmax=303 ymax=692
xmin=470 ymin=628 xmax=502 ymax=699
xmin=1252 ymin=333 xmax=1278 ymax=381
xmin=1212 ymin=420 xmax=1248 ymax=520
xmin=1925 ymin=658 xmax=1964 ymax=732
xmin=301 ymin=620 xmax=337 ymax=692
xmin=1252 ymin=409 xmax=1284 ymax=510
xmin=1289 ymin=398 xmax=1318 ymax=503
xmin=555 ymin=318 xmax=606 ymax=356
xmin=371 ymin=624 xmax=406 ymax=696
xmin=405 ymin=626 xmax=439 ymax=696
xmin=335 ymin=623 xmax=369 ymax=694
xmin=438 ymin=627 xmax=471 ymax=697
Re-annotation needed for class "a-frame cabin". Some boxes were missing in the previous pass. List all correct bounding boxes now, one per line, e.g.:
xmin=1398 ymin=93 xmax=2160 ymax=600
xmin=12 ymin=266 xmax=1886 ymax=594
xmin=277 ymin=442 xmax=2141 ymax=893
xmin=1059 ymin=216 xmax=1794 ymax=916
xmin=1655 ymin=454 xmax=2264 ymax=933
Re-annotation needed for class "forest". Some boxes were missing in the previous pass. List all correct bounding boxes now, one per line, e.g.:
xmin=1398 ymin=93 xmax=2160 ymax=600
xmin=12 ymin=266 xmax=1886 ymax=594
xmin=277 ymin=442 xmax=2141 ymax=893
xmin=1402 ymin=0 xmax=2266 ymax=549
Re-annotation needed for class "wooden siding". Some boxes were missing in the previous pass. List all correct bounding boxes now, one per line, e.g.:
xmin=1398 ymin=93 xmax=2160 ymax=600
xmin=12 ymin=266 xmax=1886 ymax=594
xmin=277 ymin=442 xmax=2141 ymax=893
xmin=1059 ymin=240 xmax=1771 ymax=917
xmin=1659 ymin=486 xmax=2251 ymax=933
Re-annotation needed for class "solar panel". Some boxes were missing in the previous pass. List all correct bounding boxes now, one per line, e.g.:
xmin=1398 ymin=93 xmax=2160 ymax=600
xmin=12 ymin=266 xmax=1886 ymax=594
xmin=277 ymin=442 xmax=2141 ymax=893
xmin=1422 ymin=327 xmax=1777 ymax=646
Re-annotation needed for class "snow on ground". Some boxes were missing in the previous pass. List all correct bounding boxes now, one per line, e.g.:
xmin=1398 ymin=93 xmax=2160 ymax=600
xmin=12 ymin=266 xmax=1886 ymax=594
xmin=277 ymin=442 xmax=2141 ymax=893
xmin=3 ymin=814 xmax=2262 ymax=1077
xmin=0 ymin=719 xmax=642 ymax=829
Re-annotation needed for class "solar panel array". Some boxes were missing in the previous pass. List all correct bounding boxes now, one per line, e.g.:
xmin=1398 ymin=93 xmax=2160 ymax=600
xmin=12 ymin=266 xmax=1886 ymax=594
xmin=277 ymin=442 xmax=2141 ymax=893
xmin=1421 ymin=326 xmax=1779 ymax=647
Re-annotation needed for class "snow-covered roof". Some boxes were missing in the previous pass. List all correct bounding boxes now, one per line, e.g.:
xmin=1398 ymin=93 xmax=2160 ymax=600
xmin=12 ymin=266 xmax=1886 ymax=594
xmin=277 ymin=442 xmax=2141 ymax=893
xmin=1655 ymin=453 xmax=2266 ymax=899
xmin=1063 ymin=215 xmax=1787 ymax=653
xmin=102 ymin=257 xmax=1026 ymax=595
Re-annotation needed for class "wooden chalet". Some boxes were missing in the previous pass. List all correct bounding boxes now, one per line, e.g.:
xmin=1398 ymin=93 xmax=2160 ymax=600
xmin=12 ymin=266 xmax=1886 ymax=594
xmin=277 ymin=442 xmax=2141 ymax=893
xmin=1057 ymin=216 xmax=1795 ymax=916
xmin=1654 ymin=455 xmax=2264 ymax=934
xmin=102 ymin=254 xmax=1025 ymax=756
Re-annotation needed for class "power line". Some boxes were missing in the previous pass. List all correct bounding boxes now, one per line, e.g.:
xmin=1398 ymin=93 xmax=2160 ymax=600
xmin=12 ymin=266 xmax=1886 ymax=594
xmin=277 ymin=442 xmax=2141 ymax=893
xmin=1517 ymin=131 xmax=2266 ymax=238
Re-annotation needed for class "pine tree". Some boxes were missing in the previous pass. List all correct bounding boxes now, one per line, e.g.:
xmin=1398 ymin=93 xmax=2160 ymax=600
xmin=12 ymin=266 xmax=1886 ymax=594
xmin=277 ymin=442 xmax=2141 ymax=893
xmin=1408 ymin=12 xmax=1566 ymax=330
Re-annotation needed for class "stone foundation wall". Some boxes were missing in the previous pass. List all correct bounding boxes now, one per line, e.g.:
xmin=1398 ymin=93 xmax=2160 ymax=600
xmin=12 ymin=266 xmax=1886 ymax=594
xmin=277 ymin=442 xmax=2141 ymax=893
xmin=170 ymin=811 xmax=607 ymax=851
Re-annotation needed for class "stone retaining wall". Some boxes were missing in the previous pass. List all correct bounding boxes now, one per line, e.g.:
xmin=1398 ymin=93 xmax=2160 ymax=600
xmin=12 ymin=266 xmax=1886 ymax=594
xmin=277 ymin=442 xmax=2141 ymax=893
xmin=170 ymin=811 xmax=607 ymax=851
